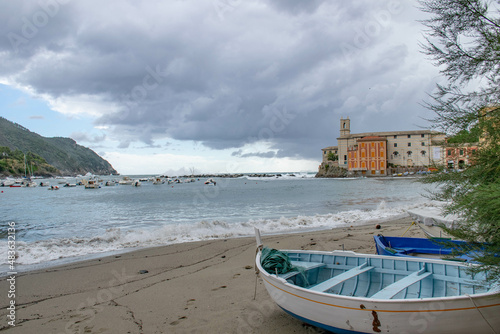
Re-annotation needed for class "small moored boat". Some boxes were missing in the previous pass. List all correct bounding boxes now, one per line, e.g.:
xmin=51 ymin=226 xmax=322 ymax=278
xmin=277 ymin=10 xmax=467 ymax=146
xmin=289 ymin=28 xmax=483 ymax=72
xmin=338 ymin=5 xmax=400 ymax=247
xmin=255 ymin=229 xmax=500 ymax=334
xmin=83 ymin=179 xmax=100 ymax=189
xmin=118 ymin=176 xmax=134 ymax=185
xmin=204 ymin=178 xmax=216 ymax=185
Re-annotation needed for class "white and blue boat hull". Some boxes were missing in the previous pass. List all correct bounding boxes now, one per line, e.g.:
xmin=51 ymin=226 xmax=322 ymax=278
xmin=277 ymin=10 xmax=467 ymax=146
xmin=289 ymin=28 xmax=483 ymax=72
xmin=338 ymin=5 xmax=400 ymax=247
xmin=256 ymin=250 xmax=500 ymax=334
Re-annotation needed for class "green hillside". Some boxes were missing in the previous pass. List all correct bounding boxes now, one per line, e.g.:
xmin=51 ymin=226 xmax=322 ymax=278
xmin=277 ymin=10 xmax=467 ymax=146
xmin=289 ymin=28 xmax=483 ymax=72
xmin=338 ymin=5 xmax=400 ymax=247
xmin=0 ymin=117 xmax=117 ymax=176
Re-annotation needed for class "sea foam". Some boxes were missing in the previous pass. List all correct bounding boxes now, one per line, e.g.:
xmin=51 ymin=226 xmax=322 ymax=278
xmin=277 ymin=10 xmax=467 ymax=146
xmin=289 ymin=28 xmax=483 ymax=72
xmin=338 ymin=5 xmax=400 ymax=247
xmin=0 ymin=201 xmax=438 ymax=273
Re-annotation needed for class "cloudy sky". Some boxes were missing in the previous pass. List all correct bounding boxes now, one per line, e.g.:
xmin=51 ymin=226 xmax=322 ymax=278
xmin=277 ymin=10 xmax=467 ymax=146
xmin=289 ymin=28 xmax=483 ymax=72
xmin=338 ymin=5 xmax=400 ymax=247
xmin=0 ymin=0 xmax=442 ymax=175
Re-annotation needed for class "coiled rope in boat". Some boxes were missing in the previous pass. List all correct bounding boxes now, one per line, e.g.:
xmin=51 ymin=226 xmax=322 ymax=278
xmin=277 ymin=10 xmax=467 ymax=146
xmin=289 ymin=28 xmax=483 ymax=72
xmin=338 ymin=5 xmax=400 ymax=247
xmin=260 ymin=247 xmax=298 ymax=274
xmin=259 ymin=247 xmax=308 ymax=287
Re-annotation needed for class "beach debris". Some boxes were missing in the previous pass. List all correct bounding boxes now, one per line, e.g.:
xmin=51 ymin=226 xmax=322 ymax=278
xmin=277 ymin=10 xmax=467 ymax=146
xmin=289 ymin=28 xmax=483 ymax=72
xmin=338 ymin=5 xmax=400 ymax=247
xmin=138 ymin=270 xmax=149 ymax=274
xmin=375 ymin=224 xmax=381 ymax=229
xmin=244 ymin=265 xmax=253 ymax=270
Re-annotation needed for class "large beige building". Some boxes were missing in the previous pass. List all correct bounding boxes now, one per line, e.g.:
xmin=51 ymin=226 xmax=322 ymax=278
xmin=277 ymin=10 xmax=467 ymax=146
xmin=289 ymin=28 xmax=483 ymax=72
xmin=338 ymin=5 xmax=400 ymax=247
xmin=322 ymin=117 xmax=446 ymax=173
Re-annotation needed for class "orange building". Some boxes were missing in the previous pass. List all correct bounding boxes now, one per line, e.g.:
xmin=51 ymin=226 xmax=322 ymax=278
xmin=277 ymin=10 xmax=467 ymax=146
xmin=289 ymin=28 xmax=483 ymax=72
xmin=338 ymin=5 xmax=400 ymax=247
xmin=347 ymin=136 xmax=387 ymax=175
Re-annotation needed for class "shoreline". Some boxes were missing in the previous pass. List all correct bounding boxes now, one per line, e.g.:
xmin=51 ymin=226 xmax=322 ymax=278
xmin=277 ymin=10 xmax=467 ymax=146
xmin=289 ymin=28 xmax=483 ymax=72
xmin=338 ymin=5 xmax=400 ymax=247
xmin=0 ymin=215 xmax=427 ymax=333
xmin=1 ymin=212 xmax=410 ymax=278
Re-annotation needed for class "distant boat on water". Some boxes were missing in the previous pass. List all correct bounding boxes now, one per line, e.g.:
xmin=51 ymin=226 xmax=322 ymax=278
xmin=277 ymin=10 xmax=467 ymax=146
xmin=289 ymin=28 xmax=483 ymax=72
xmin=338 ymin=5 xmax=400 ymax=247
xmin=119 ymin=176 xmax=134 ymax=185
xmin=83 ymin=179 xmax=100 ymax=189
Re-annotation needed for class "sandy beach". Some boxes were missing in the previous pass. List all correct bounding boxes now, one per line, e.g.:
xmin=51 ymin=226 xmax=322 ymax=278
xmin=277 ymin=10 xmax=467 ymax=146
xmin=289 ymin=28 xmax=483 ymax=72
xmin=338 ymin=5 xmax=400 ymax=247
xmin=0 ymin=215 xmax=428 ymax=333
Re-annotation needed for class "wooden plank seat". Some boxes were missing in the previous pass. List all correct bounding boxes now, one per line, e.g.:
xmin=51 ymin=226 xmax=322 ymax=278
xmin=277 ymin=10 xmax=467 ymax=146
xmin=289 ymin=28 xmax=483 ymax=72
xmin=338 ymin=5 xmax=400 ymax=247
xmin=309 ymin=262 xmax=374 ymax=292
xmin=278 ymin=261 xmax=326 ymax=280
xmin=370 ymin=268 xmax=431 ymax=299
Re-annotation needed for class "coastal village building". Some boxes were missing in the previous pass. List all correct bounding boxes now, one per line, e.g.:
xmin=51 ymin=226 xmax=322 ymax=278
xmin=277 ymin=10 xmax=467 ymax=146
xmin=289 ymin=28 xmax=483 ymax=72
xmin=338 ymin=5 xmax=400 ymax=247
xmin=347 ymin=136 xmax=387 ymax=175
xmin=320 ymin=117 xmax=447 ymax=176
xmin=445 ymin=144 xmax=478 ymax=169
xmin=321 ymin=146 xmax=339 ymax=165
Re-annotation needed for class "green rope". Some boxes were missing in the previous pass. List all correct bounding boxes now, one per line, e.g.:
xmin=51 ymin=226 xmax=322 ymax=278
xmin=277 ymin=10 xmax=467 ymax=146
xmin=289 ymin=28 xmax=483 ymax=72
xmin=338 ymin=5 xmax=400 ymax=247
xmin=260 ymin=247 xmax=309 ymax=286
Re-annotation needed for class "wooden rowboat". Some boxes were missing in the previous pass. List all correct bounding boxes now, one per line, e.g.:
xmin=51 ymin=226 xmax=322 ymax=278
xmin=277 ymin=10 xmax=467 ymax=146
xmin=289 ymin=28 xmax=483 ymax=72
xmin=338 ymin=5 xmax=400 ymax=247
xmin=373 ymin=235 xmax=478 ymax=263
xmin=255 ymin=229 xmax=500 ymax=334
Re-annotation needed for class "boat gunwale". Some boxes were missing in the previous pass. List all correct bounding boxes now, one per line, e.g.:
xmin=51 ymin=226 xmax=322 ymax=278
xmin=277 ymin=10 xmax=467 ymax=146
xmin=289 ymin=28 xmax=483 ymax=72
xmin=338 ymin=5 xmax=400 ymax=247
xmin=256 ymin=250 xmax=500 ymax=305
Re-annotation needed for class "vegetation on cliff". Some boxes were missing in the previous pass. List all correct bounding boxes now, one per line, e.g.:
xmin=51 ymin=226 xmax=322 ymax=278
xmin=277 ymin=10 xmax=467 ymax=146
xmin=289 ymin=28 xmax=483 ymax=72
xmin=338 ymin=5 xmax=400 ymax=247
xmin=0 ymin=117 xmax=117 ymax=176
xmin=0 ymin=147 xmax=59 ymax=176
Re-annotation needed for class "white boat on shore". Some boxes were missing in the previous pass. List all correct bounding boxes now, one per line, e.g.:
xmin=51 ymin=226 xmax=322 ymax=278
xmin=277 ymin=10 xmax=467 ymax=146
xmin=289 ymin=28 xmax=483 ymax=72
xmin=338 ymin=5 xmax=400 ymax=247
xmin=255 ymin=229 xmax=500 ymax=334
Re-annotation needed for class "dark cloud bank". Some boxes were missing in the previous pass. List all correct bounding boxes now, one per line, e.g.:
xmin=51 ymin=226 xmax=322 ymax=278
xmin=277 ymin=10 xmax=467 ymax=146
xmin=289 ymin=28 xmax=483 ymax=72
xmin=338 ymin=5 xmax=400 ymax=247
xmin=0 ymin=0 xmax=438 ymax=160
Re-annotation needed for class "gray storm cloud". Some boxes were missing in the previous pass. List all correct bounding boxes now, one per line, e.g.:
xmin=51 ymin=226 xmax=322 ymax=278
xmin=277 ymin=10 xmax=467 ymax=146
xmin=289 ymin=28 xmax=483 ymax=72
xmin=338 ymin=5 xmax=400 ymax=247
xmin=0 ymin=0 xmax=438 ymax=160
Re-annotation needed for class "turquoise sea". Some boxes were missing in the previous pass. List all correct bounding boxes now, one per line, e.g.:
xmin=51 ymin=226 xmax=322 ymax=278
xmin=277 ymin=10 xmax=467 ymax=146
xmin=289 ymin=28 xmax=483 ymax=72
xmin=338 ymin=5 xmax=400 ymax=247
xmin=0 ymin=174 xmax=437 ymax=274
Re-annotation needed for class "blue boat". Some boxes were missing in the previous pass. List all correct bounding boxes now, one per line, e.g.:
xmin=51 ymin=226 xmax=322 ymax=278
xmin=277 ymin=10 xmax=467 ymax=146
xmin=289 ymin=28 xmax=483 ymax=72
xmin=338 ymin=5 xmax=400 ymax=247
xmin=374 ymin=235 xmax=477 ymax=263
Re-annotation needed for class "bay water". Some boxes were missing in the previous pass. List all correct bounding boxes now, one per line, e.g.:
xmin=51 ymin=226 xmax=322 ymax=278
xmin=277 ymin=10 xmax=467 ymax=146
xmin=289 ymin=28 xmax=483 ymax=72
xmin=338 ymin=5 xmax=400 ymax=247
xmin=0 ymin=174 xmax=437 ymax=274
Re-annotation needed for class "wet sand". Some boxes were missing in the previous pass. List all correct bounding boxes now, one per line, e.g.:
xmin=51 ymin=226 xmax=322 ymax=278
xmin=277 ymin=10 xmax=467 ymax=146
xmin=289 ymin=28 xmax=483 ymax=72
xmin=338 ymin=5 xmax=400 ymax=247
xmin=0 ymin=215 xmax=427 ymax=333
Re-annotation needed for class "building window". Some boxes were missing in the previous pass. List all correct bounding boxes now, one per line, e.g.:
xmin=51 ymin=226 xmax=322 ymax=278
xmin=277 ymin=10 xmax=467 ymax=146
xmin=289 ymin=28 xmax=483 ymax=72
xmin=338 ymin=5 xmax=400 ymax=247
xmin=408 ymin=143 xmax=412 ymax=147
xmin=393 ymin=151 xmax=399 ymax=157
xmin=380 ymin=151 xmax=384 ymax=158
xmin=407 ymin=151 xmax=412 ymax=157
xmin=344 ymin=155 xmax=347 ymax=161
xmin=394 ymin=143 xmax=398 ymax=147
xmin=421 ymin=142 xmax=425 ymax=146
xmin=448 ymin=149 xmax=452 ymax=156
xmin=408 ymin=134 xmax=411 ymax=138
xmin=460 ymin=149 xmax=464 ymax=155
xmin=371 ymin=151 xmax=375 ymax=157
xmin=421 ymin=150 xmax=426 ymax=156
xmin=394 ymin=135 xmax=397 ymax=139
xmin=421 ymin=134 xmax=425 ymax=138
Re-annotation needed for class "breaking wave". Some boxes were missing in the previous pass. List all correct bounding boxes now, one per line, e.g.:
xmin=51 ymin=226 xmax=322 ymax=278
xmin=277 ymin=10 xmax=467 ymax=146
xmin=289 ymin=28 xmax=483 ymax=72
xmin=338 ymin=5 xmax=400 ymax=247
xmin=0 ymin=201 xmax=438 ymax=273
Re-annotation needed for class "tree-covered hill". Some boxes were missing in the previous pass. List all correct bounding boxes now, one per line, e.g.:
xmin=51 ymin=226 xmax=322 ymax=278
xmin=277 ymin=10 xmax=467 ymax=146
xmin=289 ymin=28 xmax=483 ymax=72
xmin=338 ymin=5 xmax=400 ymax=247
xmin=0 ymin=117 xmax=117 ymax=176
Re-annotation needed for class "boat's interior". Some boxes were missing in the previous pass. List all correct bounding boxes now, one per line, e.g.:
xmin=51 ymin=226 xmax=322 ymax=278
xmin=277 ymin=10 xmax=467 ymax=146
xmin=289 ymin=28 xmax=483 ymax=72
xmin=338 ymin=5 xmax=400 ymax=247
xmin=281 ymin=252 xmax=493 ymax=299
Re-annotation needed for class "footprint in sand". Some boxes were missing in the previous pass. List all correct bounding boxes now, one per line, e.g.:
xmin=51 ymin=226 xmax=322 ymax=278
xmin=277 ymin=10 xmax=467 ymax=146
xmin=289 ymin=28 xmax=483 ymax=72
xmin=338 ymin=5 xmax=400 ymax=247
xmin=184 ymin=298 xmax=196 ymax=310
xmin=170 ymin=316 xmax=187 ymax=325
xmin=211 ymin=285 xmax=227 ymax=291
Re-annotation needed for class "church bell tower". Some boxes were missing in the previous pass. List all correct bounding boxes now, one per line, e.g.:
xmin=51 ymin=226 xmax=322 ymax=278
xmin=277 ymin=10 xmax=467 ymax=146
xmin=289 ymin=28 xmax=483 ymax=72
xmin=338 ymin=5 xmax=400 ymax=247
xmin=340 ymin=117 xmax=351 ymax=137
